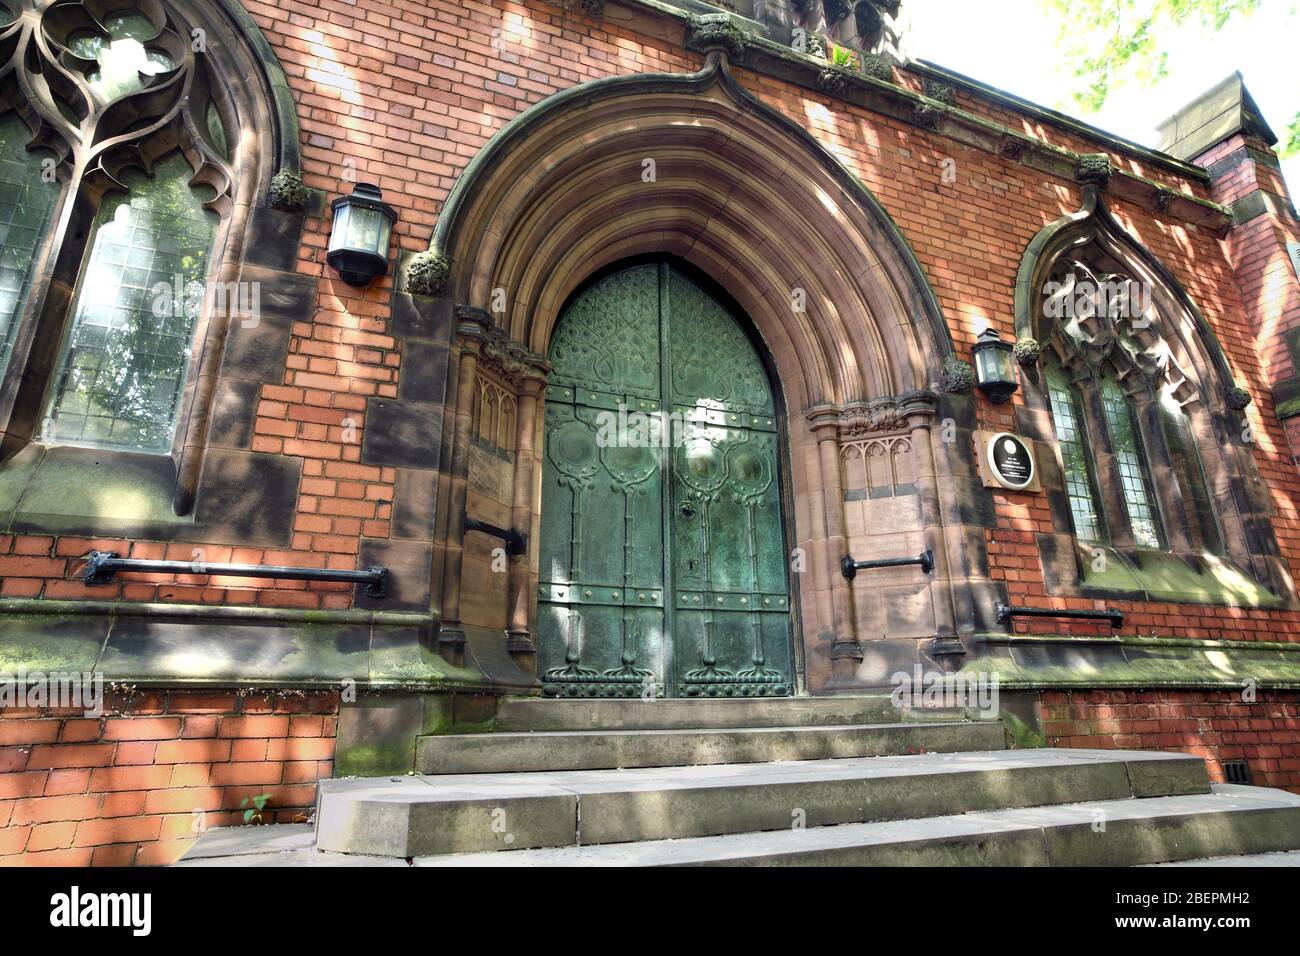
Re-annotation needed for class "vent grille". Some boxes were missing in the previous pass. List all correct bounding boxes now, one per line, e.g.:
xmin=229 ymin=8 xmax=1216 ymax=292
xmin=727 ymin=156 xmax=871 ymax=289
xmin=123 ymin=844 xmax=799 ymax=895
xmin=1222 ymin=760 xmax=1254 ymax=785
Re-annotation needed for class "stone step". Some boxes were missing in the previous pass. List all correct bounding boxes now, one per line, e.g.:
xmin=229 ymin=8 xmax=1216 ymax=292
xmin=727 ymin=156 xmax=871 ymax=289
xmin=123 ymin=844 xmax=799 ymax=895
xmin=416 ymin=720 xmax=1007 ymax=774
xmin=178 ymin=785 xmax=1300 ymax=868
xmin=313 ymin=748 xmax=1209 ymax=858
xmin=492 ymin=695 xmax=971 ymax=732
xmin=408 ymin=785 xmax=1300 ymax=867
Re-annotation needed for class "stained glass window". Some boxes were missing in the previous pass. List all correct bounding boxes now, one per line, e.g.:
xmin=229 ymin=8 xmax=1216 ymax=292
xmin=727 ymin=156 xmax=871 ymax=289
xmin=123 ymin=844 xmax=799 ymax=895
xmin=41 ymin=152 xmax=217 ymax=452
xmin=1101 ymin=377 xmax=1164 ymax=549
xmin=0 ymin=116 xmax=60 ymax=377
xmin=1045 ymin=365 xmax=1104 ymax=543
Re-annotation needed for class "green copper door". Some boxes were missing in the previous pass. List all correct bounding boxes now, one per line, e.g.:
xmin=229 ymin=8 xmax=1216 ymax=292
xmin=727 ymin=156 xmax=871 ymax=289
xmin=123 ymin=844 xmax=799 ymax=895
xmin=538 ymin=262 xmax=793 ymax=698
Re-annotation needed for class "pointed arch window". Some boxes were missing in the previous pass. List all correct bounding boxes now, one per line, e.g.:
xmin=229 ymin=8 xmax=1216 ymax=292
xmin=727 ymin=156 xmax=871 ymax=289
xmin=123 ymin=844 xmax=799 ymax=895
xmin=1099 ymin=376 xmax=1164 ymax=549
xmin=0 ymin=114 xmax=59 ymax=375
xmin=0 ymin=0 xmax=295 ymax=518
xmin=42 ymin=153 xmax=217 ymax=450
xmin=1017 ymin=183 xmax=1291 ymax=604
xmin=1044 ymin=362 xmax=1103 ymax=543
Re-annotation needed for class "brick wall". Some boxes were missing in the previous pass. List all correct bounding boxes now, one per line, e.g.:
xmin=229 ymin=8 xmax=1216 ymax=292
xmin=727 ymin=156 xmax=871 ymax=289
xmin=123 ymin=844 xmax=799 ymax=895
xmin=0 ymin=0 xmax=1294 ymax=638
xmin=0 ymin=691 xmax=338 ymax=866
xmin=1041 ymin=690 xmax=1300 ymax=793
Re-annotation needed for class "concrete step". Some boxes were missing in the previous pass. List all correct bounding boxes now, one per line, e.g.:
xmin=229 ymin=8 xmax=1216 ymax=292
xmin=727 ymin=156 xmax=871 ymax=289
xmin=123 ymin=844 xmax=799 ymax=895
xmin=416 ymin=720 xmax=1007 ymax=774
xmin=1148 ymin=849 xmax=1300 ymax=866
xmin=178 ymin=785 xmax=1300 ymax=868
xmin=409 ymin=785 xmax=1300 ymax=867
xmin=313 ymin=748 xmax=1209 ymax=858
xmin=492 ymin=695 xmax=970 ymax=732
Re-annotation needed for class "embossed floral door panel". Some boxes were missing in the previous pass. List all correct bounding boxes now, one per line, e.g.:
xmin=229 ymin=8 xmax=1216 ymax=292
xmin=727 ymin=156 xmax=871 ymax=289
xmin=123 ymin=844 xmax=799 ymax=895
xmin=538 ymin=262 xmax=792 ymax=698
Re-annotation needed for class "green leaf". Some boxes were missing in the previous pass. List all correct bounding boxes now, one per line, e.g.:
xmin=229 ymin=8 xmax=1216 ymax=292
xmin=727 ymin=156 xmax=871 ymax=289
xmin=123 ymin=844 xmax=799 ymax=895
xmin=1042 ymin=0 xmax=1270 ymax=112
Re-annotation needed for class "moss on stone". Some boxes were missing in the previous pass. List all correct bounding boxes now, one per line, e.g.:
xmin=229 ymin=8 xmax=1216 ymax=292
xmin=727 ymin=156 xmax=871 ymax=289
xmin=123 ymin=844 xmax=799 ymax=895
xmin=1001 ymin=710 xmax=1048 ymax=749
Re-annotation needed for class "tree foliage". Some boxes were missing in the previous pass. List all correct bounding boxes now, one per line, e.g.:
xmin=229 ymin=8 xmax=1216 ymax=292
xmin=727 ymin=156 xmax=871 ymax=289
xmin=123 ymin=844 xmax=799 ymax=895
xmin=1044 ymin=0 xmax=1298 ymax=157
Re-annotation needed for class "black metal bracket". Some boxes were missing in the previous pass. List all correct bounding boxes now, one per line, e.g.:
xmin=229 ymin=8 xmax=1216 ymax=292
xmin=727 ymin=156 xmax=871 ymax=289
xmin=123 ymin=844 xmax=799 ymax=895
xmin=994 ymin=602 xmax=1123 ymax=630
xmin=841 ymin=550 xmax=934 ymax=580
xmin=82 ymin=551 xmax=391 ymax=598
xmin=464 ymin=517 xmax=528 ymax=557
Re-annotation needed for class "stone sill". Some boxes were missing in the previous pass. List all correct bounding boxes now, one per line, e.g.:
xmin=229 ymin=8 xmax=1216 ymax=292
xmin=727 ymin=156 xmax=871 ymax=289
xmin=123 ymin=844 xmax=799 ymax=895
xmin=965 ymin=631 xmax=1300 ymax=691
xmin=0 ymin=599 xmax=537 ymax=693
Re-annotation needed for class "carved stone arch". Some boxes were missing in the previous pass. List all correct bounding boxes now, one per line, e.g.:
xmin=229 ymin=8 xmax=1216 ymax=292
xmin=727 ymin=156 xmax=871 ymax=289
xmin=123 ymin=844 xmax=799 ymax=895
xmin=421 ymin=52 xmax=980 ymax=690
xmin=1016 ymin=182 xmax=1295 ymax=602
xmin=421 ymin=52 xmax=953 ymax=410
xmin=0 ymin=0 xmax=304 ymax=514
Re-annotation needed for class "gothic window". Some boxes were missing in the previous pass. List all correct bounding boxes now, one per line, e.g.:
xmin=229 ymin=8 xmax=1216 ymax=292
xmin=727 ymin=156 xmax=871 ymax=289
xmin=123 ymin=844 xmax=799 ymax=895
xmin=42 ymin=154 xmax=217 ymax=450
xmin=1017 ymin=185 xmax=1290 ymax=603
xmin=0 ymin=114 xmax=58 ymax=375
xmin=1037 ymin=257 xmax=1226 ymax=557
xmin=1100 ymin=376 xmax=1164 ymax=549
xmin=0 ymin=0 xmax=284 ymax=509
xmin=1044 ymin=363 xmax=1103 ymax=543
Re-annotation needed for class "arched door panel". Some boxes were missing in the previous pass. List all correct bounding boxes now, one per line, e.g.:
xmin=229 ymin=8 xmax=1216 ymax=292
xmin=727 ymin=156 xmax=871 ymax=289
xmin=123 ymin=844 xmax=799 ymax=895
xmin=539 ymin=262 xmax=792 ymax=698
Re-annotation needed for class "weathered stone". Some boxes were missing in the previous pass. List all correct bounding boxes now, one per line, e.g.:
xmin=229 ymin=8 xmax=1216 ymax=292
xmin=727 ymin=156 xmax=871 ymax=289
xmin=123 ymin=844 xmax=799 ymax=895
xmin=941 ymin=356 xmax=974 ymax=393
xmin=1013 ymin=336 xmax=1041 ymax=367
xmin=267 ymin=169 xmax=310 ymax=212
xmin=406 ymin=250 xmax=451 ymax=296
xmin=1225 ymin=384 xmax=1252 ymax=409
xmin=1073 ymin=152 xmax=1114 ymax=188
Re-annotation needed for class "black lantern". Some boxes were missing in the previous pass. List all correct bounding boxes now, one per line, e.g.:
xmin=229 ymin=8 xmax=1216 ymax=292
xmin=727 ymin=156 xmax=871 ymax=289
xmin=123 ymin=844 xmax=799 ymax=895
xmin=972 ymin=327 xmax=1018 ymax=404
xmin=327 ymin=183 xmax=398 ymax=287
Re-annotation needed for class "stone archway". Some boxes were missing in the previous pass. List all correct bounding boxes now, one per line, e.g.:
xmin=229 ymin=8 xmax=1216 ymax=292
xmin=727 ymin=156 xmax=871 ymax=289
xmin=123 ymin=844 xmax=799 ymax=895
xmin=426 ymin=51 xmax=975 ymax=692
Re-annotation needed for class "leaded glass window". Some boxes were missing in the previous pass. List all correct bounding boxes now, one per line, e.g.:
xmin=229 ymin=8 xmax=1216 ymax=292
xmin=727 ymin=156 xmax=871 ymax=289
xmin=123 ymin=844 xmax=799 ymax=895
xmin=0 ymin=115 xmax=59 ymax=376
xmin=1101 ymin=377 xmax=1164 ymax=549
xmin=1045 ymin=365 xmax=1104 ymax=543
xmin=40 ymin=152 xmax=217 ymax=451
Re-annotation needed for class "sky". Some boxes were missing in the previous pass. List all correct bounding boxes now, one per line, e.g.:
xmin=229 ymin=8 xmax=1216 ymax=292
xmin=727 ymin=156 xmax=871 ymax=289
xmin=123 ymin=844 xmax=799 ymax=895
xmin=905 ymin=0 xmax=1300 ymax=192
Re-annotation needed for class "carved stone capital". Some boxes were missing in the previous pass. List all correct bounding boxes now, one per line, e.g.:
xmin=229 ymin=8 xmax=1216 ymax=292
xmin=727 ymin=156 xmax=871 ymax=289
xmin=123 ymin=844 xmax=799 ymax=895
xmin=805 ymin=404 xmax=843 ymax=440
xmin=268 ymin=170 xmax=310 ymax=212
xmin=408 ymin=250 xmax=451 ymax=296
xmin=1013 ymin=337 xmax=1042 ymax=368
xmin=837 ymin=391 xmax=936 ymax=438
xmin=1074 ymin=152 xmax=1114 ymax=190
xmin=816 ymin=68 xmax=851 ymax=98
xmin=1224 ymin=384 xmax=1253 ymax=410
xmin=469 ymin=321 xmax=551 ymax=388
xmin=686 ymin=14 xmax=749 ymax=61
xmin=940 ymin=357 xmax=975 ymax=393
xmin=922 ymin=78 xmax=956 ymax=107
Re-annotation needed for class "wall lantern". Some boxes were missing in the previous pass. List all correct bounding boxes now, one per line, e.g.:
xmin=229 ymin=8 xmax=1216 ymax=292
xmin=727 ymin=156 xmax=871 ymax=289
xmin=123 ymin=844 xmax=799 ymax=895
xmin=327 ymin=183 xmax=398 ymax=287
xmin=972 ymin=327 xmax=1019 ymax=404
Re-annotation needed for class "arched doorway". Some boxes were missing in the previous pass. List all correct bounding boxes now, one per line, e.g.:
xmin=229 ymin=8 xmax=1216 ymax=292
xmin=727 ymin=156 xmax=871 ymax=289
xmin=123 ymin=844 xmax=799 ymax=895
xmin=537 ymin=261 xmax=794 ymax=698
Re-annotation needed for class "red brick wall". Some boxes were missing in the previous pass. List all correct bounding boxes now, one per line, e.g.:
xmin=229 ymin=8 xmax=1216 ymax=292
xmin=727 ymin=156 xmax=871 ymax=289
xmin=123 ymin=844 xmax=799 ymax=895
xmin=1042 ymin=690 xmax=1300 ymax=793
xmin=0 ymin=691 xmax=338 ymax=866
xmin=2 ymin=0 xmax=1295 ymax=637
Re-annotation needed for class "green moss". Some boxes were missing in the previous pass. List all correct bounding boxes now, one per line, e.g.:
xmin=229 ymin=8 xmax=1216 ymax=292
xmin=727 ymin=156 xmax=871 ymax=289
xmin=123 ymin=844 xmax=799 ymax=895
xmin=1275 ymin=395 xmax=1300 ymax=419
xmin=333 ymin=742 xmax=414 ymax=778
xmin=1001 ymin=711 xmax=1047 ymax=750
